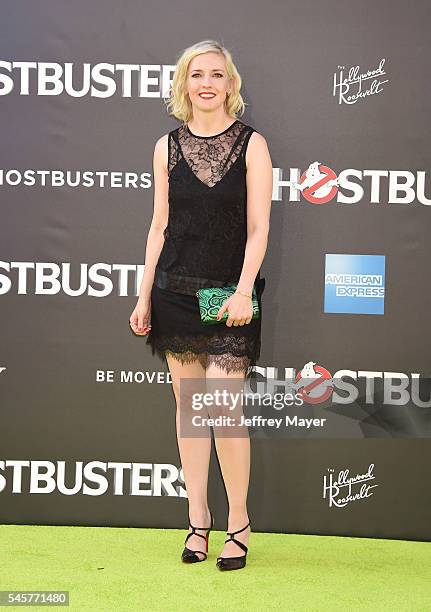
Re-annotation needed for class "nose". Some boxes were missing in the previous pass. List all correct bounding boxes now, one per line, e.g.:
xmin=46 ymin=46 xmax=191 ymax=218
xmin=201 ymin=75 xmax=213 ymax=87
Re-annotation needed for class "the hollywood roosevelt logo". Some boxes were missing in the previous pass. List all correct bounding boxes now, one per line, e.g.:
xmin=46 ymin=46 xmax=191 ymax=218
xmin=323 ymin=463 xmax=379 ymax=508
xmin=332 ymin=57 xmax=388 ymax=105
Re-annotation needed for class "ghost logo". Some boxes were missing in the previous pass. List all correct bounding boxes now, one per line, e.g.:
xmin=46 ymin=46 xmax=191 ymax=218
xmin=294 ymin=361 xmax=333 ymax=404
xmin=291 ymin=162 xmax=339 ymax=204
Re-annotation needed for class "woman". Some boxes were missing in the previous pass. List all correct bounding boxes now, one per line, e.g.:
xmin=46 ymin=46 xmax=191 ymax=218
xmin=129 ymin=39 xmax=272 ymax=571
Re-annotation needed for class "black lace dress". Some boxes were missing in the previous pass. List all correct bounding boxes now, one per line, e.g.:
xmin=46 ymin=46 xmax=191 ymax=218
xmin=146 ymin=118 xmax=266 ymax=377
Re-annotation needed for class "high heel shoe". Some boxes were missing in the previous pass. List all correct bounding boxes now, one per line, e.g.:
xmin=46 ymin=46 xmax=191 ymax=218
xmin=216 ymin=521 xmax=250 ymax=571
xmin=181 ymin=511 xmax=214 ymax=563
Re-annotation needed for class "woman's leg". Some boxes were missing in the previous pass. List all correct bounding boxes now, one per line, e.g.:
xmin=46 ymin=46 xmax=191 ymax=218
xmin=206 ymin=356 xmax=251 ymax=558
xmin=166 ymin=351 xmax=212 ymax=560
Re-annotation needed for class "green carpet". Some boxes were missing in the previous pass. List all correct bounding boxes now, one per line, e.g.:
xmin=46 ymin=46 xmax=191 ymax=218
xmin=1 ymin=525 xmax=430 ymax=611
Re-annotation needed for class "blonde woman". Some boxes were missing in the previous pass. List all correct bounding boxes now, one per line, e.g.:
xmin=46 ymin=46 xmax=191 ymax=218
xmin=130 ymin=40 xmax=272 ymax=571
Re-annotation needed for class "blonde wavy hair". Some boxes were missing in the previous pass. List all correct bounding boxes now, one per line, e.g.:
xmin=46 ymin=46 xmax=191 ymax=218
xmin=164 ymin=40 xmax=246 ymax=124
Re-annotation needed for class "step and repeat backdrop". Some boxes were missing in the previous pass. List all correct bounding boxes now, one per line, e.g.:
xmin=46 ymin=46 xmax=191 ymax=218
xmin=1 ymin=1 xmax=430 ymax=540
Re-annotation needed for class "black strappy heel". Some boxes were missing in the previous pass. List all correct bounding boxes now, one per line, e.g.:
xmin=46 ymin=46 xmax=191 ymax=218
xmin=216 ymin=521 xmax=250 ymax=571
xmin=181 ymin=511 xmax=214 ymax=563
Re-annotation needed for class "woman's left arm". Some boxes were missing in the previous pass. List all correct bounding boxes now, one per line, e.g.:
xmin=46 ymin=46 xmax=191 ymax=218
xmin=237 ymin=131 xmax=273 ymax=294
xmin=217 ymin=131 xmax=273 ymax=326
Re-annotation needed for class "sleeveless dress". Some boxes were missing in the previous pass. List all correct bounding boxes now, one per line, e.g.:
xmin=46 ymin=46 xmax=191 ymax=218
xmin=145 ymin=118 xmax=266 ymax=377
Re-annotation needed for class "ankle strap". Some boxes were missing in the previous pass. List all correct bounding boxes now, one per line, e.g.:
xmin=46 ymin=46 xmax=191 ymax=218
xmin=226 ymin=522 xmax=250 ymax=537
xmin=188 ymin=512 xmax=213 ymax=532
xmin=189 ymin=522 xmax=211 ymax=531
xmin=224 ymin=522 xmax=250 ymax=554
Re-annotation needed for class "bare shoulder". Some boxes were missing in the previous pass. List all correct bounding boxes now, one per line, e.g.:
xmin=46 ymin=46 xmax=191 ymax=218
xmin=153 ymin=133 xmax=169 ymax=175
xmin=245 ymin=130 xmax=271 ymax=168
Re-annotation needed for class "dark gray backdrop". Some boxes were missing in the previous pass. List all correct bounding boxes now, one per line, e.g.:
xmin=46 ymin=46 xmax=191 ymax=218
xmin=1 ymin=0 xmax=430 ymax=540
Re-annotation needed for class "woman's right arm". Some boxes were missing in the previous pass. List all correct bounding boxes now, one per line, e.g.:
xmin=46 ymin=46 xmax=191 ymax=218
xmin=136 ymin=133 xmax=169 ymax=304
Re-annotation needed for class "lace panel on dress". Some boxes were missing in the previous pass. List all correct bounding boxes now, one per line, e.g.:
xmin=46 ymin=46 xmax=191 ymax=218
xmin=169 ymin=120 xmax=251 ymax=188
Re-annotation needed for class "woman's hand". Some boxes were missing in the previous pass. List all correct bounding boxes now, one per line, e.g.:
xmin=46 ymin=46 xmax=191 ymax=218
xmin=217 ymin=292 xmax=253 ymax=327
xmin=129 ymin=297 xmax=152 ymax=336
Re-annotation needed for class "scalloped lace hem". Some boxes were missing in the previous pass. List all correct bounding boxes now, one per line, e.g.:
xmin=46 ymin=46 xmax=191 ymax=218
xmin=146 ymin=332 xmax=259 ymax=376
xmin=166 ymin=349 xmax=251 ymax=375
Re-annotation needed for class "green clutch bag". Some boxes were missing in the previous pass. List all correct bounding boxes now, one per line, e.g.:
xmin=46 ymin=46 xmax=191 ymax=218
xmin=195 ymin=283 xmax=260 ymax=325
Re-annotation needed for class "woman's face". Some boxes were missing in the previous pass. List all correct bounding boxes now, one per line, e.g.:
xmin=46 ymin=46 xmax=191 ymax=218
xmin=186 ymin=52 xmax=233 ymax=114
